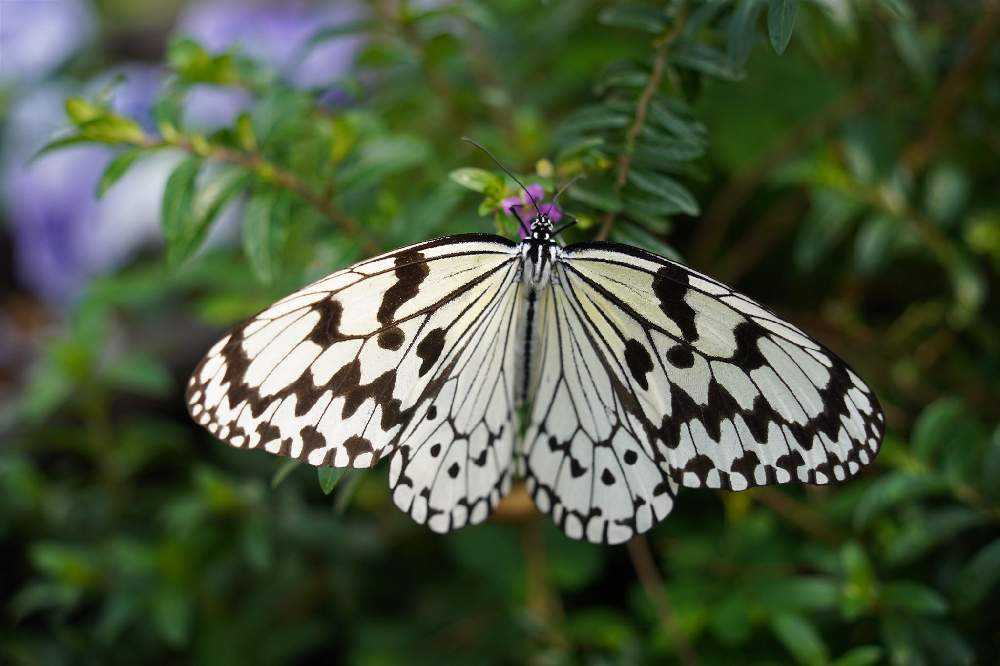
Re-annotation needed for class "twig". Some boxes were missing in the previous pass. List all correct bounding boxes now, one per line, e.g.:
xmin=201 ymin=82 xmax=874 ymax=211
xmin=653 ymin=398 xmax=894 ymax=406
xmin=519 ymin=515 xmax=569 ymax=649
xmin=752 ymin=488 xmax=843 ymax=545
xmin=713 ymin=192 xmax=808 ymax=282
xmin=144 ymin=134 xmax=377 ymax=253
xmin=626 ymin=535 xmax=699 ymax=666
xmin=596 ymin=10 xmax=688 ymax=241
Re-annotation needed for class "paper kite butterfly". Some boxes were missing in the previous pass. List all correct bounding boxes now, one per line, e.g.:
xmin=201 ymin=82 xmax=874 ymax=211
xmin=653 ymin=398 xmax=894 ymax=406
xmin=187 ymin=171 xmax=883 ymax=545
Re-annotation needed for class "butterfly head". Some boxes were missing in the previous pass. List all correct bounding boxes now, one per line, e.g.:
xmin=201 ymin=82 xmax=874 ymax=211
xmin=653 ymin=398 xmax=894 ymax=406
xmin=528 ymin=215 xmax=554 ymax=241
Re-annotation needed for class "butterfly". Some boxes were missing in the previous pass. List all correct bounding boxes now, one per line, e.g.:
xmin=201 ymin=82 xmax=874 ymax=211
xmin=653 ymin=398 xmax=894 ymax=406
xmin=187 ymin=180 xmax=883 ymax=544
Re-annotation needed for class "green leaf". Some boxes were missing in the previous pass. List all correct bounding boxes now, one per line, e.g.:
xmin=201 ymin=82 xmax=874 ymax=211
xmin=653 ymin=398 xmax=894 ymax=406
xmin=627 ymin=170 xmax=700 ymax=215
xmin=794 ymin=189 xmax=860 ymax=270
xmin=598 ymin=5 xmax=667 ymax=33
xmin=759 ymin=576 xmax=839 ymax=613
xmin=271 ymin=460 xmax=301 ymax=489
xmin=29 ymin=134 xmax=93 ymax=163
xmin=770 ymin=612 xmax=828 ymax=666
xmin=163 ymin=165 xmax=248 ymax=270
xmin=449 ymin=167 xmax=502 ymax=193
xmin=884 ymin=507 xmax=987 ymax=565
xmin=96 ymin=148 xmax=145 ymax=198
xmin=853 ymin=472 xmax=949 ymax=529
xmin=767 ymin=0 xmax=798 ymax=54
xmin=161 ymin=156 xmax=204 ymax=267
xmin=911 ymin=397 xmax=968 ymax=462
xmin=840 ymin=542 xmax=878 ymax=619
xmin=728 ymin=0 xmax=765 ymax=70
xmin=632 ymin=138 xmax=705 ymax=166
xmin=333 ymin=471 xmax=363 ymax=514
xmin=853 ymin=215 xmax=896 ymax=275
xmin=832 ymin=646 xmax=883 ymax=666
xmin=242 ymin=189 xmax=278 ymax=284
xmin=167 ymin=37 xmax=239 ymax=84
xmin=77 ymin=115 xmax=147 ymax=144
xmin=956 ymin=538 xmax=1000 ymax=610
xmin=567 ymin=182 xmax=622 ymax=213
xmin=877 ymin=0 xmax=913 ymax=20
xmin=65 ymin=96 xmax=104 ymax=124
xmin=303 ymin=19 xmax=376 ymax=49
xmin=566 ymin=608 xmax=635 ymax=651
xmin=317 ymin=467 xmax=348 ymax=495
xmin=11 ymin=582 xmax=81 ymax=619
xmin=151 ymin=587 xmax=191 ymax=648
xmin=673 ymin=42 xmax=743 ymax=80
xmin=948 ymin=254 xmax=985 ymax=326
xmin=983 ymin=425 xmax=1000 ymax=499
xmin=557 ymin=105 xmax=632 ymax=136
xmin=103 ymin=352 xmax=173 ymax=397
xmin=881 ymin=581 xmax=948 ymax=616
xmin=611 ymin=224 xmax=681 ymax=261
xmin=647 ymin=101 xmax=709 ymax=143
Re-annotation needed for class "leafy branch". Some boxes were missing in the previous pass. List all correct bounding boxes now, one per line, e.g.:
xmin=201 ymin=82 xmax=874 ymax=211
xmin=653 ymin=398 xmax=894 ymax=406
xmin=597 ymin=6 xmax=689 ymax=241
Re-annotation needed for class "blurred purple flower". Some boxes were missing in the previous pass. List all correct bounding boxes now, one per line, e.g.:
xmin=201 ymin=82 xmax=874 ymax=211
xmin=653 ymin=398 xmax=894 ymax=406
xmin=2 ymin=69 xmax=190 ymax=302
xmin=501 ymin=183 xmax=563 ymax=237
xmin=0 ymin=0 xmax=96 ymax=86
xmin=176 ymin=0 xmax=365 ymax=128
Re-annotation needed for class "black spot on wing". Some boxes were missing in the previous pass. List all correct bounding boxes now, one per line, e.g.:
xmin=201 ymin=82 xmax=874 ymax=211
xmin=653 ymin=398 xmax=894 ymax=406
xmin=377 ymin=326 xmax=405 ymax=350
xmin=652 ymin=264 xmax=698 ymax=342
xmin=624 ymin=339 xmax=654 ymax=391
xmin=377 ymin=251 xmax=429 ymax=325
xmin=666 ymin=345 xmax=695 ymax=369
xmin=308 ymin=299 xmax=345 ymax=345
xmin=344 ymin=435 xmax=374 ymax=458
xmin=416 ymin=327 xmax=446 ymax=377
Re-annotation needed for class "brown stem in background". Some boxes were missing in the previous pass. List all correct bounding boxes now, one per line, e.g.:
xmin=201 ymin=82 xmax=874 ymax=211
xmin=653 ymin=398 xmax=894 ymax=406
xmin=753 ymin=488 xmax=843 ymax=544
xmin=713 ymin=193 xmax=809 ymax=283
xmin=520 ymin=516 xmax=569 ymax=649
xmin=626 ymin=535 xmax=699 ymax=666
xmin=900 ymin=0 xmax=1000 ymax=174
xmin=691 ymin=87 xmax=873 ymax=265
xmin=597 ymin=9 xmax=688 ymax=241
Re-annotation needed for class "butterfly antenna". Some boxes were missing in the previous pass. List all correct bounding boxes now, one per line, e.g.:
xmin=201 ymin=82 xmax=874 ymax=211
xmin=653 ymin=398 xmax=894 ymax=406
xmin=551 ymin=174 xmax=584 ymax=206
xmin=461 ymin=136 xmax=543 ymax=219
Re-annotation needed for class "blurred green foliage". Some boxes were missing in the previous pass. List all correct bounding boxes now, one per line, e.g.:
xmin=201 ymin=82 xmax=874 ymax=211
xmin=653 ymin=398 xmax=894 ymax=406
xmin=3 ymin=1 xmax=999 ymax=664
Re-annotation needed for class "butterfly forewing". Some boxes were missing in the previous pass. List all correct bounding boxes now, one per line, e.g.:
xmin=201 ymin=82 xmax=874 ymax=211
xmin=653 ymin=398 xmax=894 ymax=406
xmin=186 ymin=234 xmax=520 ymax=507
xmin=553 ymin=242 xmax=884 ymax=493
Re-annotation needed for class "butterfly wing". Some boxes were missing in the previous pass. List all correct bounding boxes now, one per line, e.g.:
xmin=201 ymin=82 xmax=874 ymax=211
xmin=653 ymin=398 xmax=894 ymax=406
xmin=187 ymin=233 xmax=522 ymax=532
xmin=521 ymin=282 xmax=679 ymax=545
xmin=523 ymin=241 xmax=883 ymax=543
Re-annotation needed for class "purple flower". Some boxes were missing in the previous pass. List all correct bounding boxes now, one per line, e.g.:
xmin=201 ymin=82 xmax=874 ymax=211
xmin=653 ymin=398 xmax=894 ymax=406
xmin=500 ymin=183 xmax=563 ymax=236
xmin=178 ymin=1 xmax=364 ymax=87
xmin=2 ymin=75 xmax=161 ymax=301
xmin=175 ymin=1 xmax=365 ymax=129
xmin=0 ymin=0 xmax=96 ymax=86
xmin=1 ymin=68 xmax=239 ymax=303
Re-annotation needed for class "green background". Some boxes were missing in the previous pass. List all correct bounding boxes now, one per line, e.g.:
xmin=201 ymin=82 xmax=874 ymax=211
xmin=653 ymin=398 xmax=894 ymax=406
xmin=2 ymin=1 xmax=998 ymax=664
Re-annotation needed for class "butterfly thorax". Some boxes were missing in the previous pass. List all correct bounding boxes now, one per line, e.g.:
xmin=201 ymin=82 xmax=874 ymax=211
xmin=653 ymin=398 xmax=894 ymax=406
xmin=519 ymin=215 xmax=559 ymax=289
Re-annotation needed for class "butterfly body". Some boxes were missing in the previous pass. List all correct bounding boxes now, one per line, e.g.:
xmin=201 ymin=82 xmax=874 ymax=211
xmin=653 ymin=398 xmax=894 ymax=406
xmin=188 ymin=216 xmax=883 ymax=544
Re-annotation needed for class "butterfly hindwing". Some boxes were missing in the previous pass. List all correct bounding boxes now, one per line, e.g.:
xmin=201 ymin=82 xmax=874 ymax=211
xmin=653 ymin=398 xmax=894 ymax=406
xmin=552 ymin=242 xmax=884 ymax=495
xmin=522 ymin=279 xmax=678 ymax=545
xmin=387 ymin=251 xmax=522 ymax=532
xmin=186 ymin=234 xmax=521 ymax=531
